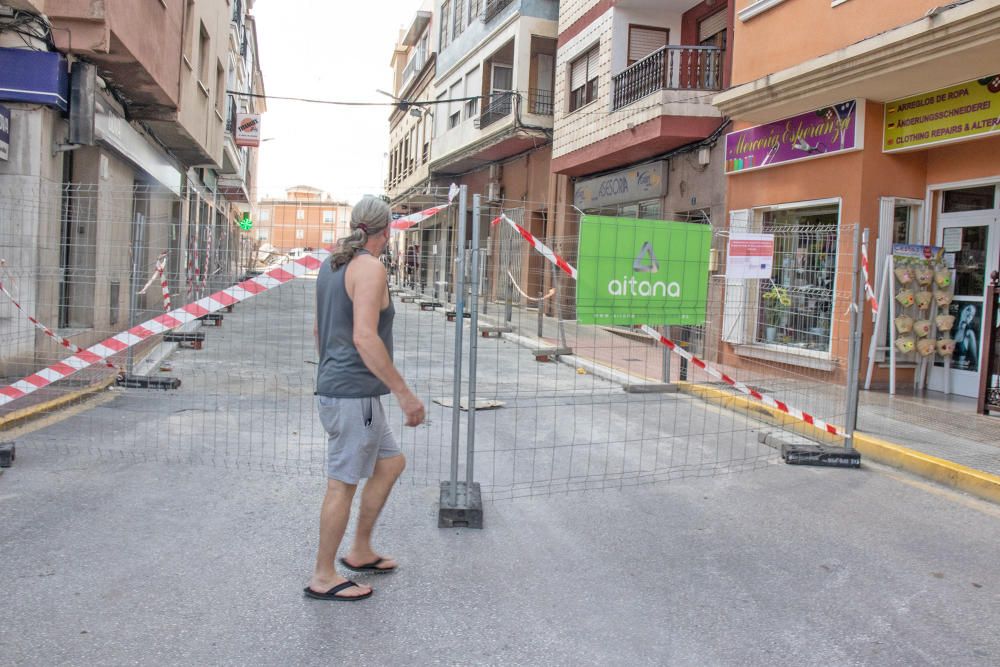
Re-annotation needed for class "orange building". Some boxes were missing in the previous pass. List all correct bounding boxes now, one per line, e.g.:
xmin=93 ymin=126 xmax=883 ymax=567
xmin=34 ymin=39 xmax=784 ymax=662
xmin=714 ymin=0 xmax=1000 ymax=402
xmin=256 ymin=186 xmax=352 ymax=253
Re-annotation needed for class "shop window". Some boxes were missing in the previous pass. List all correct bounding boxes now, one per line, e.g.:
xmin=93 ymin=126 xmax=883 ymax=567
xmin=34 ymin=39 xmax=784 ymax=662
xmin=756 ymin=205 xmax=839 ymax=352
xmin=942 ymin=185 xmax=995 ymax=213
xmin=892 ymin=205 xmax=918 ymax=244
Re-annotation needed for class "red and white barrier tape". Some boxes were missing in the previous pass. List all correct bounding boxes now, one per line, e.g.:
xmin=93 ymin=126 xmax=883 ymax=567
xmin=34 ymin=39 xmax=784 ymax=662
xmin=137 ymin=253 xmax=172 ymax=313
xmin=638 ymin=325 xmax=841 ymax=436
xmin=0 ymin=274 xmax=119 ymax=373
xmin=0 ymin=250 xmax=330 ymax=407
xmin=492 ymin=216 xmax=844 ymax=437
xmin=391 ymin=204 xmax=451 ymax=231
xmin=859 ymin=241 xmax=878 ymax=318
xmin=492 ymin=213 xmax=578 ymax=280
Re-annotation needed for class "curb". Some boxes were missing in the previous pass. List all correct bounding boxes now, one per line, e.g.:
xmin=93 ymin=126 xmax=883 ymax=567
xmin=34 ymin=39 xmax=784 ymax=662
xmin=0 ymin=374 xmax=116 ymax=432
xmin=678 ymin=381 xmax=1000 ymax=505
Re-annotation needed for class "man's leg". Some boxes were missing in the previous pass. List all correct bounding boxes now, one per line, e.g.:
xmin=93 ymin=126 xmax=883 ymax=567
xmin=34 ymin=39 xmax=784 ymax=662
xmin=345 ymin=453 xmax=405 ymax=567
xmin=308 ymin=479 xmax=370 ymax=596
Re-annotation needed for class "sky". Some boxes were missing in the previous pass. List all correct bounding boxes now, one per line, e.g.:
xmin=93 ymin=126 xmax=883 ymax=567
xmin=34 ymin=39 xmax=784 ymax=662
xmin=252 ymin=0 xmax=419 ymax=204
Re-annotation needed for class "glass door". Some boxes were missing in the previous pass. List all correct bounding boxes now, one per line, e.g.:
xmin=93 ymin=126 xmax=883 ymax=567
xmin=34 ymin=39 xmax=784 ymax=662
xmin=928 ymin=212 xmax=1000 ymax=396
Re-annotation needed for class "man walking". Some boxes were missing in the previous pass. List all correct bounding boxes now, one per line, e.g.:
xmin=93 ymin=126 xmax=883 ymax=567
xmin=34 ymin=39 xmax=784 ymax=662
xmin=306 ymin=196 xmax=425 ymax=601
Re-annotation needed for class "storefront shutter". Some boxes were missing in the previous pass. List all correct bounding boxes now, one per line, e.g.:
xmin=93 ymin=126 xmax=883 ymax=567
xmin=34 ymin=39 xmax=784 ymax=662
xmin=722 ymin=209 xmax=750 ymax=345
xmin=698 ymin=11 xmax=727 ymax=42
xmin=628 ymin=26 xmax=667 ymax=64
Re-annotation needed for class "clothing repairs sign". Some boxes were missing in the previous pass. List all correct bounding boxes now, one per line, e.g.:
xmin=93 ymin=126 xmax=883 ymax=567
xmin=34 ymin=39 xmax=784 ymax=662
xmin=884 ymin=76 xmax=1000 ymax=152
xmin=725 ymin=100 xmax=862 ymax=174
xmin=0 ymin=104 xmax=9 ymax=161
xmin=726 ymin=233 xmax=774 ymax=280
xmin=576 ymin=216 xmax=711 ymax=326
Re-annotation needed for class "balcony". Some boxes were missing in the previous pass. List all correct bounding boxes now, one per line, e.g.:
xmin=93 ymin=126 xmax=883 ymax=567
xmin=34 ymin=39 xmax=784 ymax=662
xmin=476 ymin=91 xmax=515 ymax=130
xmin=401 ymin=47 xmax=427 ymax=89
xmin=528 ymin=88 xmax=554 ymax=116
xmin=483 ymin=0 xmax=514 ymax=23
xmin=612 ymin=45 xmax=723 ymax=111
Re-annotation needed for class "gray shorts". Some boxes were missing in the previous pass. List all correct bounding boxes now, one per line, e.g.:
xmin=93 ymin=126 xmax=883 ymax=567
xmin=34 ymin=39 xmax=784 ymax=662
xmin=316 ymin=395 xmax=401 ymax=484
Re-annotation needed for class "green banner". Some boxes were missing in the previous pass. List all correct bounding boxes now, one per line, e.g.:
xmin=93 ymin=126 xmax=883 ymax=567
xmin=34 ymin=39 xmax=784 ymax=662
xmin=577 ymin=216 xmax=711 ymax=326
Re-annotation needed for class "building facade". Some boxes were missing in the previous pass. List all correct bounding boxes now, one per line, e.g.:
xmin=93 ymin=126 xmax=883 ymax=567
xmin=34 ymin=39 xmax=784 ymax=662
xmin=714 ymin=0 xmax=1000 ymax=401
xmin=0 ymin=0 xmax=264 ymax=380
xmin=256 ymin=186 xmax=351 ymax=253
xmin=549 ymin=0 xmax=733 ymax=328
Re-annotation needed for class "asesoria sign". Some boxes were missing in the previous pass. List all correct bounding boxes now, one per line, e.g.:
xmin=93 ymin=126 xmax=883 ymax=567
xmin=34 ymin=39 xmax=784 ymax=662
xmin=725 ymin=100 xmax=863 ymax=174
xmin=577 ymin=216 xmax=711 ymax=326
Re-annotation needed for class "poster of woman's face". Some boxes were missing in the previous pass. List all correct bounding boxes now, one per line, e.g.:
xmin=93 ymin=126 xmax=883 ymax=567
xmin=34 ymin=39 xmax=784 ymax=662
xmin=949 ymin=301 xmax=982 ymax=371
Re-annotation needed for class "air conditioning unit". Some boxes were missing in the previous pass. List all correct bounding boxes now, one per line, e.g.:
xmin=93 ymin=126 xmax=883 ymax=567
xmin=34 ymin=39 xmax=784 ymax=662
xmin=489 ymin=163 xmax=502 ymax=181
xmin=486 ymin=182 xmax=501 ymax=202
xmin=697 ymin=146 xmax=711 ymax=166
xmin=473 ymin=116 xmax=482 ymax=129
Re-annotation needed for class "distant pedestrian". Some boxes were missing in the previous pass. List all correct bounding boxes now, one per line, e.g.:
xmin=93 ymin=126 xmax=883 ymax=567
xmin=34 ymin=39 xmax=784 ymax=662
xmin=306 ymin=196 xmax=425 ymax=601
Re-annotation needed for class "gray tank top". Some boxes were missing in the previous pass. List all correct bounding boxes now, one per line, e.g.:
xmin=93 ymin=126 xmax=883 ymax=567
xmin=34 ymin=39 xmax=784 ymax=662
xmin=315 ymin=250 xmax=394 ymax=397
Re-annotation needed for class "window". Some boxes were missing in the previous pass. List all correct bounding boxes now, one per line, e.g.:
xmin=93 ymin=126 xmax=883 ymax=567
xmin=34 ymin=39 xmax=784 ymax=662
xmin=295 ymin=229 xmax=305 ymax=240
xmin=448 ymin=80 xmax=462 ymax=129
xmin=942 ymin=185 xmax=995 ymax=213
xmin=260 ymin=209 xmax=269 ymax=221
xmin=323 ymin=210 xmax=335 ymax=223
xmin=453 ymin=0 xmax=464 ymax=39
xmin=627 ymin=25 xmax=668 ymax=66
xmin=296 ymin=209 xmax=305 ymax=220
xmin=439 ymin=1 xmax=451 ymax=49
xmin=182 ymin=0 xmax=195 ymax=64
xmin=892 ymin=205 xmax=917 ymax=244
xmin=569 ymin=46 xmax=599 ymax=111
xmin=469 ymin=0 xmax=480 ymax=25
xmin=215 ymin=62 xmax=226 ymax=115
xmin=756 ymin=204 xmax=839 ymax=351
xmin=464 ymin=68 xmax=479 ymax=118
xmin=198 ymin=22 xmax=210 ymax=84
xmin=322 ymin=230 xmax=335 ymax=244
xmin=256 ymin=229 xmax=269 ymax=241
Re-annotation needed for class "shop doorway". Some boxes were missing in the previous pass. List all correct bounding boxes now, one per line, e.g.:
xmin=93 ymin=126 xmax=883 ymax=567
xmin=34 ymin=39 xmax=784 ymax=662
xmin=928 ymin=209 xmax=1000 ymax=396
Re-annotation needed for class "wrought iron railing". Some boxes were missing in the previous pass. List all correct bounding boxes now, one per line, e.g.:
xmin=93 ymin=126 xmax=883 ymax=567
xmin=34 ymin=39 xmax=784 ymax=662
xmin=611 ymin=45 xmax=723 ymax=111
xmin=477 ymin=91 xmax=514 ymax=130
xmin=528 ymin=88 xmax=553 ymax=116
xmin=225 ymin=99 xmax=238 ymax=134
xmin=483 ymin=0 xmax=514 ymax=23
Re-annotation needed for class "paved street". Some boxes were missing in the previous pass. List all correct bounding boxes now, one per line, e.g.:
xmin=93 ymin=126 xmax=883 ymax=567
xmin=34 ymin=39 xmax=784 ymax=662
xmin=2 ymin=280 xmax=1000 ymax=666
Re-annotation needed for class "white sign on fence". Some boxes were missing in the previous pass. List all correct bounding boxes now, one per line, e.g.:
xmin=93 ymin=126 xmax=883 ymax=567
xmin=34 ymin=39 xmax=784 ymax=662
xmin=726 ymin=233 xmax=774 ymax=280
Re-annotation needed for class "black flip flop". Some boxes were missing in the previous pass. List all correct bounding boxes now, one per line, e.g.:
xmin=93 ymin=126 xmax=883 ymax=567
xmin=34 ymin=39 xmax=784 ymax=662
xmin=303 ymin=580 xmax=372 ymax=601
xmin=339 ymin=556 xmax=398 ymax=574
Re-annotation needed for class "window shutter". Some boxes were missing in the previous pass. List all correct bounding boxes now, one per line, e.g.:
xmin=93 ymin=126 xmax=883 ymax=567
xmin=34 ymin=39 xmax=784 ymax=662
xmin=628 ymin=26 xmax=667 ymax=63
xmin=586 ymin=46 xmax=599 ymax=80
xmin=570 ymin=55 xmax=587 ymax=91
xmin=722 ymin=209 xmax=750 ymax=345
xmin=698 ymin=11 xmax=727 ymax=42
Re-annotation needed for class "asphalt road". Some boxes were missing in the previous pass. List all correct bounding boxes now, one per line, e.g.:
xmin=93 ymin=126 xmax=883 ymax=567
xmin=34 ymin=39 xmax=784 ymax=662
xmin=1 ymin=278 xmax=999 ymax=666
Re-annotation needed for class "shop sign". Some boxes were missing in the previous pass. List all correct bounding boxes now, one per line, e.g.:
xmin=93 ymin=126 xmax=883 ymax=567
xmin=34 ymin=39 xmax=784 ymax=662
xmin=725 ymin=100 xmax=863 ymax=174
xmin=235 ymin=113 xmax=261 ymax=147
xmin=883 ymin=75 xmax=1000 ymax=152
xmin=576 ymin=216 xmax=711 ymax=326
xmin=726 ymin=233 xmax=774 ymax=280
xmin=0 ymin=104 xmax=9 ymax=161
xmin=574 ymin=161 xmax=668 ymax=210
